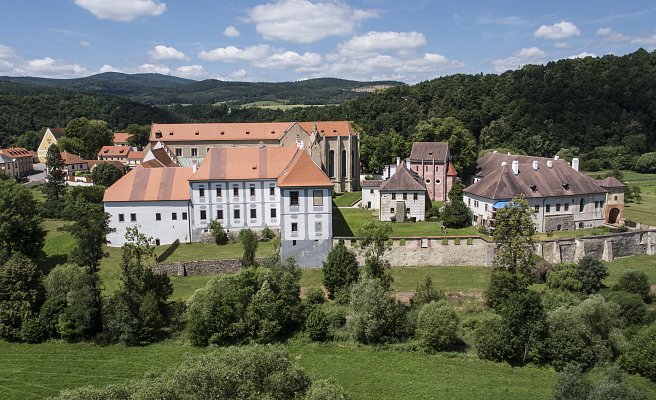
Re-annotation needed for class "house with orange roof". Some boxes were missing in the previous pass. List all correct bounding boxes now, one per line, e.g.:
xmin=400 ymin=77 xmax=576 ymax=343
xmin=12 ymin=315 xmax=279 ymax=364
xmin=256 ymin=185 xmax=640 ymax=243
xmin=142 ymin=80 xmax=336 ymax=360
xmin=148 ymin=120 xmax=359 ymax=193
xmin=0 ymin=147 xmax=34 ymax=177
xmin=98 ymin=145 xmax=131 ymax=164
xmin=112 ymin=132 xmax=130 ymax=146
xmin=103 ymin=145 xmax=334 ymax=266
xmin=60 ymin=151 xmax=89 ymax=178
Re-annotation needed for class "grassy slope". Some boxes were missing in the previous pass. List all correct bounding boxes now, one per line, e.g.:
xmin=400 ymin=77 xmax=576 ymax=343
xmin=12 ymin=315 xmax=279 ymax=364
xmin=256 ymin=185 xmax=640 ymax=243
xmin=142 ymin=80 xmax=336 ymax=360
xmin=333 ymin=192 xmax=362 ymax=207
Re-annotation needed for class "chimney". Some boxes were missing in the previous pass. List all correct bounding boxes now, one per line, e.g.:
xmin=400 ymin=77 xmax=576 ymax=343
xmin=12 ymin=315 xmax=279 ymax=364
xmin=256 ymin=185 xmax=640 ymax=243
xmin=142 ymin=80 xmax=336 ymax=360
xmin=396 ymin=157 xmax=401 ymax=166
xmin=192 ymin=159 xmax=198 ymax=173
xmin=493 ymin=150 xmax=497 ymax=154
xmin=507 ymin=152 xmax=511 ymax=156
xmin=572 ymin=158 xmax=580 ymax=172
xmin=296 ymin=138 xmax=304 ymax=150
xmin=406 ymin=159 xmax=410 ymax=169
xmin=512 ymin=160 xmax=519 ymax=175
xmin=501 ymin=161 xmax=507 ymax=167
xmin=532 ymin=160 xmax=539 ymax=170
xmin=554 ymin=155 xmax=560 ymax=161
xmin=547 ymin=160 xmax=553 ymax=168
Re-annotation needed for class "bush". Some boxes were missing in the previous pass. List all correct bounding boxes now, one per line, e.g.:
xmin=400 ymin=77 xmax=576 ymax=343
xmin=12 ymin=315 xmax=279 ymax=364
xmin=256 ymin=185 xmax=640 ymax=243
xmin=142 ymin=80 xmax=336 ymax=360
xmin=635 ymin=152 xmax=656 ymax=173
xmin=305 ymin=308 xmax=330 ymax=342
xmin=620 ymin=322 xmax=656 ymax=381
xmin=261 ymin=226 xmax=275 ymax=241
xmin=547 ymin=263 xmax=582 ymax=292
xmin=485 ymin=270 xmax=529 ymax=311
xmin=322 ymin=239 xmax=359 ymax=299
xmin=540 ymin=289 xmax=581 ymax=312
xmin=305 ymin=287 xmax=325 ymax=305
xmin=326 ymin=308 xmax=347 ymax=330
xmin=415 ymin=301 xmax=459 ymax=352
xmin=615 ymin=271 xmax=651 ymax=303
xmin=349 ymin=277 xmax=408 ymax=344
xmin=587 ymin=367 xmax=649 ymax=400
xmin=304 ymin=380 xmax=350 ymax=400
xmin=208 ymin=220 xmax=228 ymax=245
xmin=602 ymin=290 xmax=646 ymax=326
xmin=240 ymin=229 xmax=258 ymax=267
xmin=473 ymin=314 xmax=514 ymax=362
xmin=576 ymin=256 xmax=608 ymax=295
xmin=333 ymin=286 xmax=352 ymax=305
xmin=440 ymin=200 xmax=471 ymax=228
xmin=411 ymin=276 xmax=444 ymax=307
xmin=553 ymin=365 xmax=592 ymax=400
xmin=19 ymin=315 xmax=48 ymax=343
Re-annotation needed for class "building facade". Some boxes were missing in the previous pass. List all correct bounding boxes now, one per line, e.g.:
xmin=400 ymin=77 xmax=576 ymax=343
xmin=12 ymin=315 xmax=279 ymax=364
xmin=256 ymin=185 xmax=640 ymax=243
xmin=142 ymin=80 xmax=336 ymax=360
xmin=0 ymin=153 xmax=19 ymax=178
xmin=596 ymin=177 xmax=625 ymax=224
xmin=0 ymin=148 xmax=34 ymax=177
xmin=378 ymin=166 xmax=428 ymax=222
xmin=148 ymin=121 xmax=359 ymax=193
xmin=361 ymin=180 xmax=383 ymax=209
xmin=38 ymin=127 xmax=65 ymax=163
xmin=407 ymin=142 xmax=457 ymax=202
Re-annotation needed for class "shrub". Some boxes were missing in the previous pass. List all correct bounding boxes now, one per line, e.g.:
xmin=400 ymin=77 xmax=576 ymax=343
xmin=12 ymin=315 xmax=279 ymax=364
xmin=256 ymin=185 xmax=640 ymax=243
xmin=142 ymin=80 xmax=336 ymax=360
xmin=485 ymin=270 xmax=529 ymax=311
xmin=602 ymin=290 xmax=646 ymax=326
xmin=208 ymin=220 xmax=228 ymax=245
xmin=440 ymin=200 xmax=471 ymax=228
xmin=322 ymin=239 xmax=360 ymax=299
xmin=305 ymin=307 xmax=330 ymax=342
xmin=635 ymin=152 xmax=656 ymax=173
xmin=326 ymin=307 xmax=347 ymax=330
xmin=260 ymin=226 xmax=275 ymax=241
xmin=415 ymin=301 xmax=459 ymax=352
xmin=473 ymin=314 xmax=513 ymax=362
xmin=0 ymin=253 xmax=45 ymax=341
xmin=305 ymin=287 xmax=325 ymax=305
xmin=19 ymin=315 xmax=48 ymax=343
xmin=540 ymin=289 xmax=582 ymax=312
xmin=333 ymin=285 xmax=352 ymax=305
xmin=587 ymin=367 xmax=649 ymax=400
xmin=349 ymin=277 xmax=408 ymax=344
xmin=304 ymin=380 xmax=350 ymax=400
xmin=546 ymin=263 xmax=582 ymax=292
xmin=615 ymin=271 xmax=651 ymax=303
xmin=240 ymin=229 xmax=258 ymax=267
xmin=620 ymin=322 xmax=656 ymax=381
xmin=553 ymin=364 xmax=592 ymax=400
xmin=411 ymin=276 xmax=444 ymax=307
xmin=576 ymin=256 xmax=608 ymax=295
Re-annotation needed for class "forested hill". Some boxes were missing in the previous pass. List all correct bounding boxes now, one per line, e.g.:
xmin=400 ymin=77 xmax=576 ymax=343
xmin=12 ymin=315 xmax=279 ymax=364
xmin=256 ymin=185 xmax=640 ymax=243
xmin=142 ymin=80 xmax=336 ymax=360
xmin=0 ymin=73 xmax=403 ymax=105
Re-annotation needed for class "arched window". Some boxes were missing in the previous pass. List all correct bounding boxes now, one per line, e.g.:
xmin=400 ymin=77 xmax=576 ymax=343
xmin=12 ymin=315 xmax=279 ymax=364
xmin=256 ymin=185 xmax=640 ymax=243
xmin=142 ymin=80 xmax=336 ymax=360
xmin=341 ymin=150 xmax=347 ymax=177
xmin=328 ymin=150 xmax=335 ymax=178
xmin=351 ymin=150 xmax=357 ymax=177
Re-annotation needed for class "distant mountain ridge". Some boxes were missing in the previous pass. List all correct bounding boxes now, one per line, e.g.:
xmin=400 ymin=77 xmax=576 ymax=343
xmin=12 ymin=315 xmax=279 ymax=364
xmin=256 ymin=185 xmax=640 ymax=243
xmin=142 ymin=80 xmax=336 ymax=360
xmin=0 ymin=73 xmax=404 ymax=106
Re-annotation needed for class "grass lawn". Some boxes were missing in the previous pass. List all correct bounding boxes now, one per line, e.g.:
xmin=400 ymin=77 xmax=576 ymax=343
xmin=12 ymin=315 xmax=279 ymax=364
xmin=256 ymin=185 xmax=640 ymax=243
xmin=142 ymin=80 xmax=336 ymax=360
xmin=605 ymin=254 xmax=656 ymax=286
xmin=333 ymin=192 xmax=362 ymax=207
xmin=624 ymin=193 xmax=656 ymax=226
xmin=533 ymin=226 xmax=614 ymax=241
xmin=333 ymin=207 xmax=479 ymax=237
xmin=2 ymin=340 xmax=654 ymax=400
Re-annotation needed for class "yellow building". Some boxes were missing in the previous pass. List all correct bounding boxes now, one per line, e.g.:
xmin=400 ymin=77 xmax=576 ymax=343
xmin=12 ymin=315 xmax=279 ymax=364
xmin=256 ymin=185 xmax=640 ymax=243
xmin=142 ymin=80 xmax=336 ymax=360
xmin=37 ymin=127 xmax=65 ymax=163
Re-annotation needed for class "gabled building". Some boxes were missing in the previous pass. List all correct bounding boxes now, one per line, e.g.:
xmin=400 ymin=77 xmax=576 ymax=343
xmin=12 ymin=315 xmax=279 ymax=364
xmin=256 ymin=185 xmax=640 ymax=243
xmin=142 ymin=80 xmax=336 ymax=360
xmin=378 ymin=165 xmax=428 ymax=222
xmin=98 ymin=145 xmax=131 ymax=164
xmin=407 ymin=142 xmax=457 ymax=202
xmin=148 ymin=121 xmax=359 ymax=192
xmin=596 ymin=176 xmax=625 ymax=224
xmin=103 ymin=145 xmax=334 ymax=267
xmin=112 ymin=132 xmax=130 ymax=146
xmin=0 ymin=147 xmax=34 ymax=177
xmin=38 ymin=127 xmax=65 ymax=163
xmin=60 ymin=151 xmax=89 ymax=178
xmin=463 ymin=156 xmax=612 ymax=232
xmin=0 ymin=153 xmax=19 ymax=178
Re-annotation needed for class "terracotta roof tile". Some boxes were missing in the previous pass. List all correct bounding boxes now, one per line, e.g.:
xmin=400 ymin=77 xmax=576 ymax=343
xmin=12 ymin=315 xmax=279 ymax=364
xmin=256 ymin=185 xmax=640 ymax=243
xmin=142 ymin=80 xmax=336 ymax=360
xmin=0 ymin=147 xmax=33 ymax=158
xmin=103 ymin=166 xmax=193 ymax=202
xmin=141 ymin=148 xmax=179 ymax=168
xmin=127 ymin=151 xmax=144 ymax=160
xmin=379 ymin=166 xmax=427 ymax=192
xmin=447 ymin=163 xmax=458 ymax=176
xmin=596 ymin=176 xmax=625 ymax=188
xmin=113 ymin=132 xmax=130 ymax=144
xmin=60 ymin=151 xmax=86 ymax=165
xmin=87 ymin=160 xmax=125 ymax=170
xmin=190 ymin=146 xmax=298 ymax=181
xmin=150 ymin=122 xmax=295 ymax=142
xmin=296 ymin=121 xmax=357 ymax=137
xmin=98 ymin=146 xmax=130 ymax=158
xmin=277 ymin=150 xmax=333 ymax=187
xmin=409 ymin=142 xmax=449 ymax=162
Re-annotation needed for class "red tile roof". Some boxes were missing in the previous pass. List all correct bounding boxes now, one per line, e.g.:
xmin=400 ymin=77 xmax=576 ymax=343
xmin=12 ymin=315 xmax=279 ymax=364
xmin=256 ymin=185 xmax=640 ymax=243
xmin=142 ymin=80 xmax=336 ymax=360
xmin=150 ymin=122 xmax=295 ymax=142
xmin=277 ymin=150 xmax=333 ymax=187
xmin=0 ymin=147 xmax=33 ymax=158
xmin=113 ymin=132 xmax=130 ymax=145
xmin=190 ymin=147 xmax=297 ymax=181
xmin=98 ymin=146 xmax=130 ymax=158
xmin=127 ymin=151 xmax=144 ymax=160
xmin=296 ymin=121 xmax=357 ymax=137
xmin=61 ymin=151 xmax=86 ymax=165
xmin=103 ymin=166 xmax=193 ymax=202
xmin=87 ymin=160 xmax=125 ymax=170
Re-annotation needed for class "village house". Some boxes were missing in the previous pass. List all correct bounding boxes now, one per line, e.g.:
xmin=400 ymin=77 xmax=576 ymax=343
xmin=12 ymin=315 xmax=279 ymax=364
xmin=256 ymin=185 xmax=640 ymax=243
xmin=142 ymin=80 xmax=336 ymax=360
xmin=361 ymin=179 xmax=383 ymax=210
xmin=378 ymin=166 xmax=428 ymax=222
xmin=97 ymin=145 xmax=131 ymax=164
xmin=37 ymin=127 xmax=65 ymax=163
xmin=0 ymin=153 xmax=19 ymax=178
xmin=60 ymin=151 xmax=89 ymax=178
xmin=112 ymin=132 xmax=130 ymax=146
xmin=0 ymin=147 xmax=34 ymax=177
xmin=596 ymin=176 xmax=625 ymax=224
xmin=463 ymin=153 xmax=621 ymax=232
xmin=103 ymin=145 xmax=334 ymax=267
xmin=127 ymin=151 xmax=144 ymax=167
xmin=148 ymin=121 xmax=359 ymax=192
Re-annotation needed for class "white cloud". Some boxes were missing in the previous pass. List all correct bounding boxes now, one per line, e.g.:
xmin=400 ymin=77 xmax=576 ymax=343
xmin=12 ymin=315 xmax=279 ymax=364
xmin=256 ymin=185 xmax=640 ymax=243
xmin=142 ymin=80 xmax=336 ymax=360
xmin=597 ymin=27 xmax=630 ymax=43
xmin=135 ymin=63 xmax=169 ymax=74
xmin=631 ymin=33 xmax=656 ymax=47
xmin=74 ymin=0 xmax=166 ymax=22
xmin=175 ymin=65 xmax=209 ymax=80
xmin=247 ymin=0 xmax=378 ymax=43
xmin=18 ymin=57 xmax=88 ymax=78
xmin=99 ymin=64 xmax=119 ymax=73
xmin=198 ymin=45 xmax=271 ymax=62
xmin=223 ymin=26 xmax=240 ymax=38
xmin=337 ymin=31 xmax=427 ymax=56
xmin=534 ymin=21 xmax=581 ymax=40
xmin=253 ymin=51 xmax=322 ymax=68
xmin=0 ymin=44 xmax=17 ymax=60
xmin=217 ymin=68 xmax=251 ymax=81
xmin=80 ymin=40 xmax=91 ymax=47
xmin=568 ymin=52 xmax=597 ymax=59
xmin=148 ymin=45 xmax=188 ymax=61
xmin=492 ymin=47 xmax=547 ymax=72
xmin=554 ymin=42 xmax=570 ymax=48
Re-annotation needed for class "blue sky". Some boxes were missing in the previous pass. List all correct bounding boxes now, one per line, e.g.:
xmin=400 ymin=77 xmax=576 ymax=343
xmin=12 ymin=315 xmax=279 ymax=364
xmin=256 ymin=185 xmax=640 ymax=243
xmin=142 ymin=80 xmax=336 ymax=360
xmin=1 ymin=0 xmax=655 ymax=82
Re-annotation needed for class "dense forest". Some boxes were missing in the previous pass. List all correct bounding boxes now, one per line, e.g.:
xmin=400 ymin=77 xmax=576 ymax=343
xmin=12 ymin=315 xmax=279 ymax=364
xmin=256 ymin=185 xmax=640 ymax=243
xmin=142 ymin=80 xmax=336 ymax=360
xmin=1 ymin=49 xmax=656 ymax=172
xmin=0 ymin=73 xmax=402 ymax=105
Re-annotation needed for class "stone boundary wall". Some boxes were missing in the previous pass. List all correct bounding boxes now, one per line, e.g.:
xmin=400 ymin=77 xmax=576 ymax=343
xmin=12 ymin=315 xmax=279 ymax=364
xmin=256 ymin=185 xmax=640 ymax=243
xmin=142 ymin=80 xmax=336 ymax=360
xmin=151 ymin=257 xmax=269 ymax=276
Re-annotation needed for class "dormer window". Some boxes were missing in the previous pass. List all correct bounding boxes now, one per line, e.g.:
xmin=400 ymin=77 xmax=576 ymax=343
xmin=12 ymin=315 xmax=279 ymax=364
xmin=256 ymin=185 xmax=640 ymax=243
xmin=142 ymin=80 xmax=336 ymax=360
xmin=562 ymin=183 xmax=570 ymax=190
xmin=220 ymin=131 xmax=225 ymax=135
xmin=169 ymin=132 xmax=173 ymax=135
xmin=155 ymin=132 xmax=162 ymax=139
xmin=271 ymin=130 xmax=275 ymax=134
xmin=246 ymin=131 xmax=250 ymax=134
xmin=530 ymin=185 xmax=537 ymax=192
xmin=195 ymin=131 xmax=199 ymax=135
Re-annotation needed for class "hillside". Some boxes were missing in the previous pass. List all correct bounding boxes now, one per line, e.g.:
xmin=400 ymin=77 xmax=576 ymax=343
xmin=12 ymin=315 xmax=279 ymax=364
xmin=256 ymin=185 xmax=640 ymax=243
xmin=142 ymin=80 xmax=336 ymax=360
xmin=0 ymin=73 xmax=403 ymax=105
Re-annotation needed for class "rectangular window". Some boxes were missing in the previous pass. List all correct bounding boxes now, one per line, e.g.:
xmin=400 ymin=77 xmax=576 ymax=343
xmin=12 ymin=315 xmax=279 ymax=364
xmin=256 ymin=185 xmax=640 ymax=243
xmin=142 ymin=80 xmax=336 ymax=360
xmin=271 ymin=208 xmax=277 ymax=218
xmin=485 ymin=204 xmax=488 ymax=212
xmin=234 ymin=209 xmax=240 ymax=220
xmin=175 ymin=148 xmax=182 ymax=157
xmin=191 ymin=148 xmax=198 ymax=157
xmin=468 ymin=198 xmax=471 ymax=206
xmin=118 ymin=214 xmax=125 ymax=222
xmin=595 ymin=201 xmax=599 ymax=209
xmin=564 ymin=203 xmax=569 ymax=211
xmin=291 ymin=222 xmax=298 ymax=232
xmin=250 ymin=209 xmax=256 ymax=219
xmin=413 ymin=193 xmax=418 ymax=200
xmin=403 ymin=193 xmax=407 ymax=200
xmin=155 ymin=213 xmax=161 ymax=221
xmin=270 ymin=186 xmax=275 ymax=196
xmin=556 ymin=204 xmax=561 ymax=212
xmin=172 ymin=213 xmax=177 ymax=220
xmin=534 ymin=206 xmax=539 ymax=213
xmin=370 ymin=189 xmax=374 ymax=194
xmin=390 ymin=208 xmax=395 ymax=213
xmin=200 ymin=210 xmax=206 ymax=220
xmin=546 ymin=204 xmax=551 ymax=213
xmin=315 ymin=221 xmax=322 ymax=234
xmin=250 ymin=186 xmax=255 ymax=197
xmin=182 ymin=212 xmax=188 ymax=220
xmin=130 ymin=213 xmax=137 ymax=222
xmin=233 ymin=187 xmax=239 ymax=197
xmin=290 ymin=191 xmax=299 ymax=206
xmin=199 ymin=188 xmax=205 ymax=198
xmin=392 ymin=193 xmax=396 ymax=200
xmin=217 ymin=209 xmax=223 ymax=220
xmin=313 ymin=190 xmax=323 ymax=206
xmin=216 ymin=187 xmax=222 ymax=198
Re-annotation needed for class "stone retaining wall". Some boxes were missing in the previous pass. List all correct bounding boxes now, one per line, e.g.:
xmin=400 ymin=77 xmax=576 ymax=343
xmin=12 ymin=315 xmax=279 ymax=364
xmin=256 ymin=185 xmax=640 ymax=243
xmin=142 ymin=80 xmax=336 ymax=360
xmin=151 ymin=257 xmax=269 ymax=276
